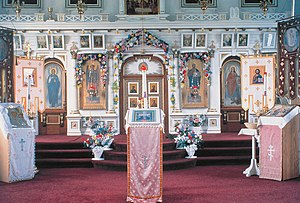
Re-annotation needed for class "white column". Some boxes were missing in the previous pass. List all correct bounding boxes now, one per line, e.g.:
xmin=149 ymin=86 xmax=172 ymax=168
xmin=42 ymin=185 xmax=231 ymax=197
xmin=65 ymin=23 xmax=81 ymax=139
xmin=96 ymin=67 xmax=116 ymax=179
xmin=68 ymin=58 xmax=80 ymax=114
xmin=119 ymin=0 xmax=125 ymax=14
xmin=142 ymin=70 xmax=148 ymax=108
xmin=107 ymin=50 xmax=115 ymax=113
xmin=172 ymin=49 xmax=181 ymax=113
xmin=159 ymin=0 xmax=166 ymax=14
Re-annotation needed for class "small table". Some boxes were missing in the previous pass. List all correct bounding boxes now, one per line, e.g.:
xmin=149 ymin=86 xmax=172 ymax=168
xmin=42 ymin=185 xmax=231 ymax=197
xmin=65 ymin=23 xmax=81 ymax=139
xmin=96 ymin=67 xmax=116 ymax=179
xmin=238 ymin=128 xmax=260 ymax=177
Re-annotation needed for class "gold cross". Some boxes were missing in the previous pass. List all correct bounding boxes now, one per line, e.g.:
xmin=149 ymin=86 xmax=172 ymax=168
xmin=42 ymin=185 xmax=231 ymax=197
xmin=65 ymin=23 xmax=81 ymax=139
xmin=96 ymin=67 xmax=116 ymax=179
xmin=254 ymin=100 xmax=261 ymax=107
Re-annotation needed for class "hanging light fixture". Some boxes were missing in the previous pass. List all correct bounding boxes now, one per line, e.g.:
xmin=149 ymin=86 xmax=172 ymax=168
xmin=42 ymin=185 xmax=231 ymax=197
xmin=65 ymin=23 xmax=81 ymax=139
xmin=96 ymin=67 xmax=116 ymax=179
xmin=260 ymin=0 xmax=269 ymax=16
xmin=13 ymin=0 xmax=24 ymax=17
xmin=76 ymin=0 xmax=87 ymax=18
xmin=199 ymin=0 xmax=208 ymax=14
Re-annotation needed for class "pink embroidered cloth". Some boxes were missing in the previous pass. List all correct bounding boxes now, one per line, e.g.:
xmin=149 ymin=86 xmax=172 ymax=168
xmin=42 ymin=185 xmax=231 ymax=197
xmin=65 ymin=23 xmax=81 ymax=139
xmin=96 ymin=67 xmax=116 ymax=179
xmin=259 ymin=125 xmax=282 ymax=181
xmin=127 ymin=126 xmax=163 ymax=203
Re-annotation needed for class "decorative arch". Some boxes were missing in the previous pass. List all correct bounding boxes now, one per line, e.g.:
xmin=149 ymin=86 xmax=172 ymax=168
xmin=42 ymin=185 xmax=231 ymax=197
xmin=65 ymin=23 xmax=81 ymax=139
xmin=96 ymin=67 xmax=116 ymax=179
xmin=114 ymin=30 xmax=170 ymax=65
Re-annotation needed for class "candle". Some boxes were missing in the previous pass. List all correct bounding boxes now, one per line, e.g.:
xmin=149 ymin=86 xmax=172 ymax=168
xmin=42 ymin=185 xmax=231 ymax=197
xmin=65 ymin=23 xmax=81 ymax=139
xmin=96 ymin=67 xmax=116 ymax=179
xmin=27 ymin=75 xmax=32 ymax=112
xmin=264 ymin=72 xmax=267 ymax=107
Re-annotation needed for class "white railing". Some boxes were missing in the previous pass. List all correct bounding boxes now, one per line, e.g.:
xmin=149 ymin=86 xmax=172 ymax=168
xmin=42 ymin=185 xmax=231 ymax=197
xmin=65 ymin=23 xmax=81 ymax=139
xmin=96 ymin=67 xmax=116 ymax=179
xmin=177 ymin=13 xmax=221 ymax=21
xmin=0 ymin=14 xmax=109 ymax=22
xmin=243 ymin=12 xmax=287 ymax=21
xmin=65 ymin=14 xmax=109 ymax=22
xmin=0 ymin=14 xmax=36 ymax=22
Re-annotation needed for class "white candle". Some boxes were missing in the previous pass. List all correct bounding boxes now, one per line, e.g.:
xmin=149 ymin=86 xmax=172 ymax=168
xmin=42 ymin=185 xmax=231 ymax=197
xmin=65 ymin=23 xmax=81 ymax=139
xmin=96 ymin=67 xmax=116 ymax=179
xmin=248 ymin=95 xmax=252 ymax=123
xmin=263 ymin=72 xmax=267 ymax=107
xmin=27 ymin=75 xmax=32 ymax=111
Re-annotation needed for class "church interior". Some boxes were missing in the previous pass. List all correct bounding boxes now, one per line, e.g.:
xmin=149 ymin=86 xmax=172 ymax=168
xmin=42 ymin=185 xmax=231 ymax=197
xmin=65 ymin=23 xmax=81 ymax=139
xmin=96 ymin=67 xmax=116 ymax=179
xmin=0 ymin=0 xmax=300 ymax=202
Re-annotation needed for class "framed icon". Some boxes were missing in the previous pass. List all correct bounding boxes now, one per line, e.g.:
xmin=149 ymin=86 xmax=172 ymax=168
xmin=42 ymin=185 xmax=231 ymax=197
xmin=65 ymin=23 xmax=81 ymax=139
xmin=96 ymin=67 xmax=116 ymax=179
xmin=128 ymin=97 xmax=139 ymax=108
xmin=92 ymin=34 xmax=105 ymax=49
xmin=221 ymin=33 xmax=234 ymax=48
xmin=241 ymin=0 xmax=277 ymax=7
xmin=13 ymin=34 xmax=22 ymax=50
xmin=237 ymin=33 xmax=249 ymax=48
xmin=66 ymin=0 xmax=102 ymax=8
xmin=128 ymin=82 xmax=139 ymax=95
xmin=181 ymin=33 xmax=194 ymax=48
xmin=36 ymin=35 xmax=49 ymax=50
xmin=51 ymin=34 xmax=64 ymax=50
xmin=79 ymin=34 xmax=91 ymax=49
xmin=3 ymin=0 xmax=41 ymax=8
xmin=195 ymin=33 xmax=207 ymax=49
xmin=126 ymin=0 xmax=159 ymax=15
xmin=262 ymin=32 xmax=276 ymax=49
xmin=149 ymin=96 xmax=159 ymax=108
xmin=283 ymin=27 xmax=299 ymax=53
xmin=181 ymin=0 xmax=216 ymax=8
xmin=23 ymin=67 xmax=37 ymax=87
xmin=148 ymin=82 xmax=159 ymax=94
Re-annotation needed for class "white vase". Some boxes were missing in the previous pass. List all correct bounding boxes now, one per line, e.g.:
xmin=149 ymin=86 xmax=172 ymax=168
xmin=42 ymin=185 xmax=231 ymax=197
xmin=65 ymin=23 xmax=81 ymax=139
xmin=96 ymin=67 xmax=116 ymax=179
xmin=92 ymin=146 xmax=104 ymax=160
xmin=103 ymin=138 xmax=114 ymax=150
xmin=190 ymin=126 xmax=202 ymax=135
xmin=185 ymin=144 xmax=197 ymax=158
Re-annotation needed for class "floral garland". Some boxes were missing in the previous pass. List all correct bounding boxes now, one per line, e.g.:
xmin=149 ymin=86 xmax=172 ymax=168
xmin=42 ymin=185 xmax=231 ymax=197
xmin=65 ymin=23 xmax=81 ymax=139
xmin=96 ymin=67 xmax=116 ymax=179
xmin=179 ymin=52 xmax=212 ymax=87
xmin=114 ymin=30 xmax=170 ymax=65
xmin=75 ymin=53 xmax=107 ymax=87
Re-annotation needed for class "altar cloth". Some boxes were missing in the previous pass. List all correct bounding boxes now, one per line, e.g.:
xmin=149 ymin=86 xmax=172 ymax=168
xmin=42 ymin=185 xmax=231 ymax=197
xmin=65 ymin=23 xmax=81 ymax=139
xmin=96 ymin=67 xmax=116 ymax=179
xmin=127 ymin=126 xmax=163 ymax=203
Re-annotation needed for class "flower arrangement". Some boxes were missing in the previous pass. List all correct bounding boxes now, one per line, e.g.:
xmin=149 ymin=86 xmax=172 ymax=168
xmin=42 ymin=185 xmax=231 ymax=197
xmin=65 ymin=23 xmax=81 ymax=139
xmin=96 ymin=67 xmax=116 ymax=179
xmin=187 ymin=114 xmax=206 ymax=127
xmin=83 ymin=117 xmax=117 ymax=149
xmin=114 ymin=30 xmax=169 ymax=65
xmin=173 ymin=119 xmax=204 ymax=149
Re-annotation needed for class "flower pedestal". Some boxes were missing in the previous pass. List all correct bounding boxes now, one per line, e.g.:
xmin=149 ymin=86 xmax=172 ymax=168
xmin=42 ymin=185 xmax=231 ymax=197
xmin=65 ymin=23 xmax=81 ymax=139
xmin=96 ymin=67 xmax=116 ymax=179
xmin=189 ymin=126 xmax=202 ymax=135
xmin=185 ymin=144 xmax=197 ymax=159
xmin=92 ymin=146 xmax=104 ymax=160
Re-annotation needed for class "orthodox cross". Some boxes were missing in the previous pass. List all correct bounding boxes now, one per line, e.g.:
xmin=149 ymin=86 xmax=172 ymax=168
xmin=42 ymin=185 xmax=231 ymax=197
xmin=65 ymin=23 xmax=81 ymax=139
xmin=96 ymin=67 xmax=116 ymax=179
xmin=141 ymin=154 xmax=149 ymax=169
xmin=19 ymin=138 xmax=26 ymax=151
xmin=267 ymin=145 xmax=275 ymax=161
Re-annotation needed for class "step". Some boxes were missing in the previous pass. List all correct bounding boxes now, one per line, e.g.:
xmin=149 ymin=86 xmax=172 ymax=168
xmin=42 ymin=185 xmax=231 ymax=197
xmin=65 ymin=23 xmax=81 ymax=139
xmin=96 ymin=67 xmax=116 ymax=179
xmin=196 ymin=155 xmax=252 ymax=166
xmin=103 ymin=149 xmax=187 ymax=161
xmin=113 ymin=141 xmax=175 ymax=152
xmin=203 ymin=140 xmax=251 ymax=148
xmin=36 ymin=149 xmax=93 ymax=159
xmin=92 ymin=158 xmax=197 ymax=171
xmin=36 ymin=158 xmax=93 ymax=168
xmin=197 ymin=147 xmax=256 ymax=157
xmin=36 ymin=142 xmax=85 ymax=150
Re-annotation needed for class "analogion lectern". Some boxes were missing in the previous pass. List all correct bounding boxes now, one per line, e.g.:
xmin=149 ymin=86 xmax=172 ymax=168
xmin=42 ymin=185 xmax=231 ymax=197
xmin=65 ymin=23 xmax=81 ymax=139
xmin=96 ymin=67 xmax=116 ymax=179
xmin=258 ymin=105 xmax=299 ymax=181
xmin=0 ymin=103 xmax=36 ymax=183
xmin=125 ymin=109 xmax=164 ymax=203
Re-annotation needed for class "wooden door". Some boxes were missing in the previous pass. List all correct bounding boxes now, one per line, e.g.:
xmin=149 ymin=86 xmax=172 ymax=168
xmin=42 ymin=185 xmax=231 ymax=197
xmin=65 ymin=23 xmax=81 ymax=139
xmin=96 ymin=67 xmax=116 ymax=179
xmin=39 ymin=59 xmax=67 ymax=135
xmin=221 ymin=56 xmax=245 ymax=132
xmin=119 ymin=55 xmax=168 ymax=134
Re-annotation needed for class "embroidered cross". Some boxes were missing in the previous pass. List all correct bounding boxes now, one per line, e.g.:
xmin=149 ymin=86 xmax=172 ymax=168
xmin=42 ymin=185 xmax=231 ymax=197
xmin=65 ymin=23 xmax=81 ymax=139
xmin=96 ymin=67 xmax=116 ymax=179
xmin=267 ymin=145 xmax=275 ymax=161
xmin=19 ymin=139 xmax=25 ymax=151
xmin=142 ymin=155 xmax=149 ymax=169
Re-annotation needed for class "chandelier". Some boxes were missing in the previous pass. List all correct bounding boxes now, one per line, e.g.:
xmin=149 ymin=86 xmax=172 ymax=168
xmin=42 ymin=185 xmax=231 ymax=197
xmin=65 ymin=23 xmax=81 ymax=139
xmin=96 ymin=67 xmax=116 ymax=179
xmin=199 ymin=0 xmax=208 ymax=14
xmin=260 ymin=0 xmax=269 ymax=16
xmin=76 ymin=0 xmax=87 ymax=17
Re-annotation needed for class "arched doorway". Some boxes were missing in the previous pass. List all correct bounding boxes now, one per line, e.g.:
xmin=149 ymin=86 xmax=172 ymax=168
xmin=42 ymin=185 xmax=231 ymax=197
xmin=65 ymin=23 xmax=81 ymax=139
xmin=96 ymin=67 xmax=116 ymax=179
xmin=119 ymin=55 xmax=169 ymax=134
xmin=220 ymin=56 xmax=245 ymax=132
xmin=39 ymin=58 xmax=67 ymax=135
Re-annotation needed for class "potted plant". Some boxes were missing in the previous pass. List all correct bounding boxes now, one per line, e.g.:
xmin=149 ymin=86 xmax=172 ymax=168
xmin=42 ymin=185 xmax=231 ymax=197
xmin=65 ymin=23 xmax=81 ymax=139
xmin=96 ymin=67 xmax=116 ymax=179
xmin=173 ymin=120 xmax=204 ymax=158
xmin=83 ymin=117 xmax=117 ymax=160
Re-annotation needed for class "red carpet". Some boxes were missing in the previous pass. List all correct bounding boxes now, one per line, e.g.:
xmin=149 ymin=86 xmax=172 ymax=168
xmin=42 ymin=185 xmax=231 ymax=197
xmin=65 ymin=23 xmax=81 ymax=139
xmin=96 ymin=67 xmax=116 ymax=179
xmin=0 ymin=166 xmax=299 ymax=203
